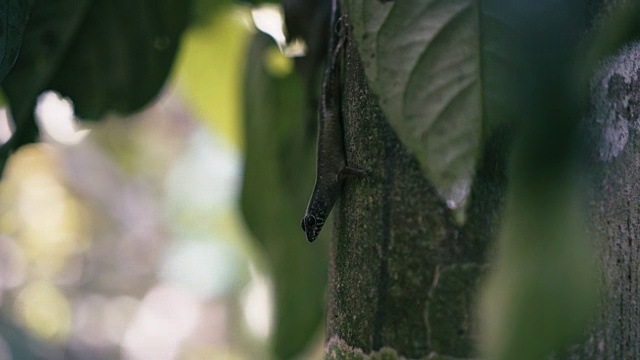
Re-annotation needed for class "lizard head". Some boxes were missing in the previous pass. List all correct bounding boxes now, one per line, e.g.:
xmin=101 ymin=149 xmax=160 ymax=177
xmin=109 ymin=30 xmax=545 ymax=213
xmin=301 ymin=214 xmax=325 ymax=242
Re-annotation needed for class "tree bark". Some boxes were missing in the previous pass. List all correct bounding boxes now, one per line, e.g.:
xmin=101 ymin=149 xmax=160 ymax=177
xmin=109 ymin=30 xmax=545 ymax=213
xmin=325 ymin=18 xmax=510 ymax=359
xmin=562 ymin=40 xmax=640 ymax=360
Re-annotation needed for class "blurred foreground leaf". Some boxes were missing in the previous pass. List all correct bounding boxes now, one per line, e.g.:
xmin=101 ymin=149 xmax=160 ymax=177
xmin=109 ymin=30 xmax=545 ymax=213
xmin=479 ymin=2 xmax=596 ymax=359
xmin=48 ymin=0 xmax=190 ymax=118
xmin=190 ymin=0 xmax=231 ymax=27
xmin=1 ymin=0 xmax=191 ymax=174
xmin=1 ymin=0 xmax=90 ymax=169
xmin=240 ymin=32 xmax=329 ymax=359
xmin=173 ymin=6 xmax=251 ymax=148
xmin=479 ymin=173 xmax=596 ymax=360
xmin=0 ymin=0 xmax=34 ymax=83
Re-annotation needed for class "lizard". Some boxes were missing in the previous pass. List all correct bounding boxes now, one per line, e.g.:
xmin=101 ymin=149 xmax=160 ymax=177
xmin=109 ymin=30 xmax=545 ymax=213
xmin=300 ymin=4 xmax=365 ymax=243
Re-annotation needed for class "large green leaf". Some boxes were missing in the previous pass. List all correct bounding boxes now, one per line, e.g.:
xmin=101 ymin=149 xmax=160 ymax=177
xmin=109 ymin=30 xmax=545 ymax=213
xmin=240 ymin=32 xmax=329 ymax=358
xmin=1 ymin=0 xmax=191 ymax=173
xmin=0 ymin=0 xmax=34 ymax=83
xmin=346 ymin=0 xmax=524 ymax=220
xmin=49 ymin=0 xmax=190 ymax=119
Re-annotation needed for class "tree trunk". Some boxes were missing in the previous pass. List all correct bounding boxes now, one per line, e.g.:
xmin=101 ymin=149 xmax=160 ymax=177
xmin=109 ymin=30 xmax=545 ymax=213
xmin=325 ymin=8 xmax=640 ymax=360
xmin=563 ymin=40 xmax=640 ymax=360
xmin=325 ymin=20 xmax=509 ymax=359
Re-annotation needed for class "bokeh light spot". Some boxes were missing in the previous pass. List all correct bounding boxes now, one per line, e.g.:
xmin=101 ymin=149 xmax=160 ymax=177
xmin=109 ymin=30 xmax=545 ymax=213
xmin=35 ymin=91 xmax=90 ymax=145
xmin=264 ymin=46 xmax=293 ymax=78
xmin=0 ymin=236 xmax=27 ymax=290
xmin=251 ymin=5 xmax=286 ymax=49
xmin=161 ymin=239 xmax=245 ymax=299
xmin=15 ymin=281 xmax=71 ymax=342
xmin=0 ymin=108 xmax=14 ymax=145
xmin=241 ymin=270 xmax=273 ymax=339
xmin=122 ymin=285 xmax=201 ymax=360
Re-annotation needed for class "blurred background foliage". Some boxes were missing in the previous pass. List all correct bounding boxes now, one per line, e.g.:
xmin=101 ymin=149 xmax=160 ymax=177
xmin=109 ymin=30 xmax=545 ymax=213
xmin=0 ymin=0 xmax=326 ymax=359
xmin=4 ymin=0 xmax=640 ymax=359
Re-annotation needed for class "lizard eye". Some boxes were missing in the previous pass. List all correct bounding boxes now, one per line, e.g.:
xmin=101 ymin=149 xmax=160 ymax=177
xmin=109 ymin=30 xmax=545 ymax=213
xmin=304 ymin=215 xmax=317 ymax=229
xmin=301 ymin=214 xmax=316 ymax=232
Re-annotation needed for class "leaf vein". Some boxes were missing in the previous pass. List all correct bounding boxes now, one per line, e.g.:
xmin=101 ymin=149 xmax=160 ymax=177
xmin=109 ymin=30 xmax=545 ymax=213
xmin=418 ymin=78 xmax=477 ymax=139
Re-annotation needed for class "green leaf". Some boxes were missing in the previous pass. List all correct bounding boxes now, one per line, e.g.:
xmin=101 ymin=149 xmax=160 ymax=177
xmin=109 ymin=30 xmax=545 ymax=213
xmin=1 ymin=0 xmax=191 ymax=174
xmin=239 ymin=0 xmax=279 ymax=5
xmin=0 ymin=0 xmax=34 ymax=83
xmin=479 ymin=171 xmax=596 ymax=360
xmin=240 ymin=32 xmax=329 ymax=359
xmin=1 ymin=0 xmax=91 ymax=166
xmin=190 ymin=0 xmax=230 ymax=27
xmin=173 ymin=5 xmax=251 ymax=148
xmin=48 ymin=0 xmax=191 ymax=119
xmin=347 ymin=0 xmax=525 ymax=220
